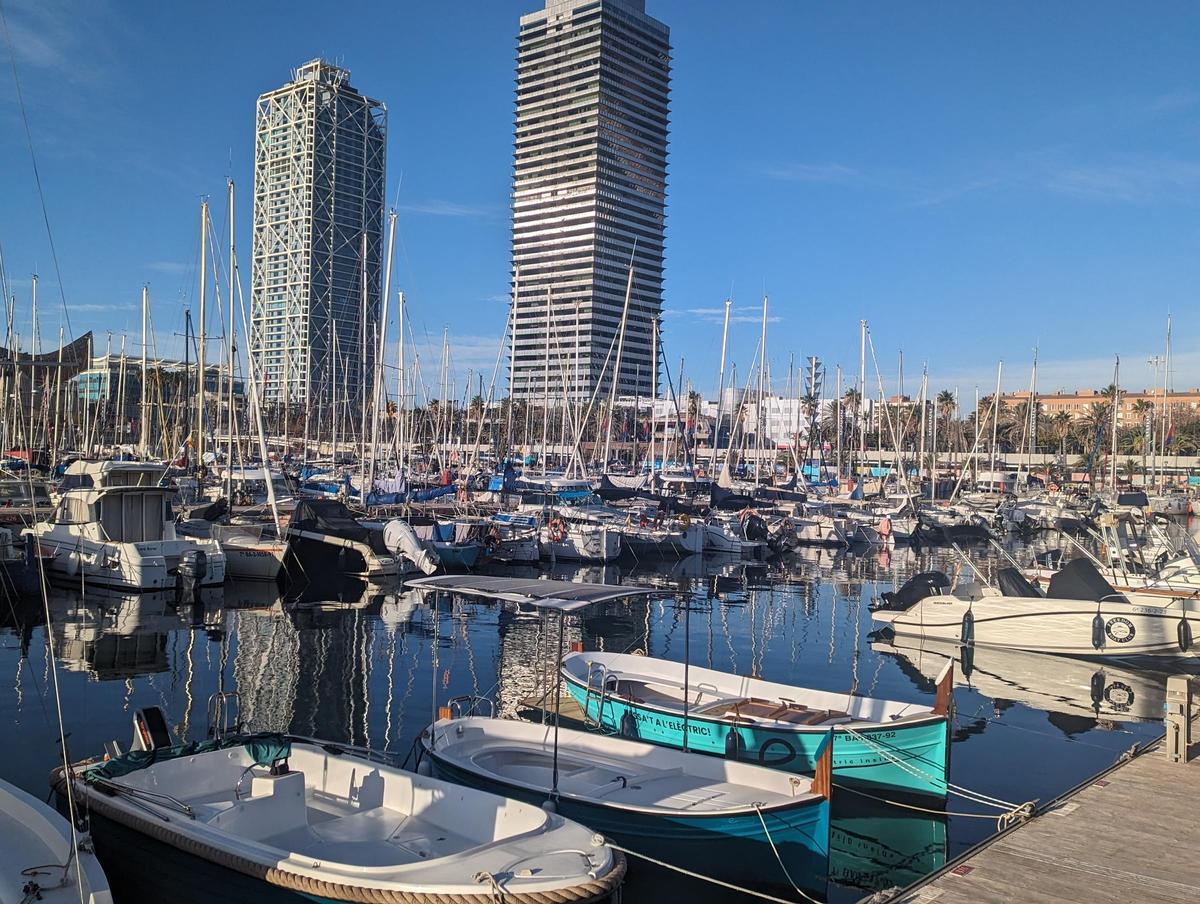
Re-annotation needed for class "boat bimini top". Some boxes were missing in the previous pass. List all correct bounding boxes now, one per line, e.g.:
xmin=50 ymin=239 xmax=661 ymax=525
xmin=406 ymin=575 xmax=657 ymax=609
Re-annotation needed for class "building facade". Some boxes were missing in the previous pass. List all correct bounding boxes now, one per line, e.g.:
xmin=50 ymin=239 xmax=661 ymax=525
xmin=510 ymin=0 xmax=671 ymax=401
xmin=1003 ymin=388 xmax=1200 ymax=425
xmin=250 ymin=60 xmax=387 ymax=411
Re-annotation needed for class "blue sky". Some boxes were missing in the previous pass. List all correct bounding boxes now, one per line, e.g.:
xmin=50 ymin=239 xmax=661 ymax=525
xmin=1 ymin=0 xmax=1198 ymax=405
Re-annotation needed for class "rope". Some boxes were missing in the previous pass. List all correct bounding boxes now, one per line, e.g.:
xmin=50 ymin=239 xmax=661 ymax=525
xmin=833 ymin=782 xmax=1034 ymax=832
xmin=753 ymin=805 xmax=822 ymax=904
xmin=839 ymin=724 xmax=1022 ymax=812
xmin=607 ymin=840 xmax=814 ymax=904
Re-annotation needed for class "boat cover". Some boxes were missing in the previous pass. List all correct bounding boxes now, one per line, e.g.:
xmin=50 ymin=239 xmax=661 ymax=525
xmin=85 ymin=733 xmax=290 ymax=782
xmin=1045 ymin=558 xmax=1127 ymax=603
xmin=996 ymin=567 xmax=1044 ymax=598
xmin=290 ymin=499 xmax=388 ymax=554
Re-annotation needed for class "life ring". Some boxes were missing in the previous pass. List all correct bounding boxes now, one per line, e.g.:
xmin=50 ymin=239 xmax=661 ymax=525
xmin=780 ymin=517 xmax=794 ymax=534
xmin=879 ymin=516 xmax=892 ymax=538
xmin=677 ymin=513 xmax=691 ymax=529
xmin=757 ymin=737 xmax=797 ymax=768
xmin=548 ymin=518 xmax=569 ymax=543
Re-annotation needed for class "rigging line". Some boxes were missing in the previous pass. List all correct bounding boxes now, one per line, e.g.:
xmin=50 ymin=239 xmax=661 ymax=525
xmin=22 ymin=465 xmax=85 ymax=904
xmin=0 ymin=0 xmax=73 ymax=339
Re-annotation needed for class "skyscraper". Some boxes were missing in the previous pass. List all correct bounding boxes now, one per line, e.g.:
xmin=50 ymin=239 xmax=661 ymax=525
xmin=511 ymin=0 xmax=670 ymax=401
xmin=250 ymin=60 xmax=387 ymax=413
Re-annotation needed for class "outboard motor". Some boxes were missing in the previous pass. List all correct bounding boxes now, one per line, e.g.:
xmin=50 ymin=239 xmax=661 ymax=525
xmin=176 ymin=549 xmax=207 ymax=602
xmin=382 ymin=519 xmax=440 ymax=575
xmin=131 ymin=706 xmax=172 ymax=752
xmin=873 ymin=571 xmax=951 ymax=611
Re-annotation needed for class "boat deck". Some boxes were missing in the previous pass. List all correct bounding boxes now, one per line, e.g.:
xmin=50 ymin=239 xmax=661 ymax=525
xmin=891 ymin=730 xmax=1200 ymax=903
xmin=464 ymin=742 xmax=798 ymax=813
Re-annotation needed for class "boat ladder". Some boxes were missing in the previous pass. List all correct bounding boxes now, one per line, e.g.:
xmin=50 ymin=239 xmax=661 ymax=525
xmin=581 ymin=664 xmax=619 ymax=730
xmin=207 ymin=691 xmax=242 ymax=741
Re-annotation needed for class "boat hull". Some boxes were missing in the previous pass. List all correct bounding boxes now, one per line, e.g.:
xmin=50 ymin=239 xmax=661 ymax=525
xmin=426 ymin=751 xmax=829 ymax=895
xmin=564 ymin=674 xmax=949 ymax=799
xmin=872 ymin=594 xmax=1200 ymax=659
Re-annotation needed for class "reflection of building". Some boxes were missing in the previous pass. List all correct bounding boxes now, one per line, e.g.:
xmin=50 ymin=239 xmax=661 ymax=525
xmin=233 ymin=602 xmax=376 ymax=746
xmin=232 ymin=608 xmax=300 ymax=734
xmin=511 ymin=0 xmax=671 ymax=400
xmin=494 ymin=590 xmax=652 ymax=718
xmin=250 ymin=59 xmax=387 ymax=409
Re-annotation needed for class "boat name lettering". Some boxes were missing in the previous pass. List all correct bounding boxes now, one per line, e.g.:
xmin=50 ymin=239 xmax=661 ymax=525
xmin=629 ymin=711 xmax=711 ymax=736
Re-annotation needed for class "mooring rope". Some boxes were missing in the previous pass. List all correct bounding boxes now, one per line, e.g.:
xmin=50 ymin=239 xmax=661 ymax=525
xmin=753 ymin=805 xmax=823 ymax=904
xmin=839 ymin=724 xmax=1030 ymax=815
xmin=606 ymin=840 xmax=814 ymax=904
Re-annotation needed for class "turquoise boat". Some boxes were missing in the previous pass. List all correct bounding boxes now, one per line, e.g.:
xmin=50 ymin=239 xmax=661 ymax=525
xmin=562 ymin=650 xmax=951 ymax=799
xmin=420 ymin=714 xmax=832 ymax=896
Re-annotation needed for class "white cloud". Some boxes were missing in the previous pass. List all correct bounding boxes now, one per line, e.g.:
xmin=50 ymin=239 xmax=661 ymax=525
xmin=759 ymin=162 xmax=861 ymax=183
xmin=398 ymin=199 xmax=496 ymax=218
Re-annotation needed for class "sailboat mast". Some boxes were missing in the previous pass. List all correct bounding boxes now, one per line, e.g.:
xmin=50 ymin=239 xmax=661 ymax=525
xmin=713 ymin=297 xmax=731 ymax=473
xmin=1109 ymin=356 xmax=1120 ymax=490
xmin=602 ymin=263 xmax=635 ymax=468
xmin=140 ymin=286 xmax=149 ymax=456
xmin=368 ymin=210 xmax=397 ymax=497
xmin=196 ymin=199 xmax=208 ymax=473
xmin=226 ymin=180 xmax=237 ymax=491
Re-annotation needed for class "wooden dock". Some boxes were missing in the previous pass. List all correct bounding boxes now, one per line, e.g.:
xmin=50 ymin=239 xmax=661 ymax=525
xmin=890 ymin=731 xmax=1200 ymax=904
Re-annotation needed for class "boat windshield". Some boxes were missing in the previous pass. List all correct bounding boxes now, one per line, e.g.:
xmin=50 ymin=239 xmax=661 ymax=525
xmin=0 ymin=482 xmax=51 ymax=504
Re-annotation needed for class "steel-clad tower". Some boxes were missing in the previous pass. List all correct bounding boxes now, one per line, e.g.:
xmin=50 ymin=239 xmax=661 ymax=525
xmin=250 ymin=60 xmax=386 ymax=413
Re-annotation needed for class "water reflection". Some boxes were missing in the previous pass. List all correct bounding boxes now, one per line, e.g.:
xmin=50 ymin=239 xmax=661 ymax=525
xmin=0 ymin=543 xmax=1167 ymax=902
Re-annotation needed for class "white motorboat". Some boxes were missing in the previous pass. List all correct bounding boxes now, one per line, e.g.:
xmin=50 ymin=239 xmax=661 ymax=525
xmin=26 ymin=461 xmax=225 ymax=591
xmin=212 ymin=523 xmax=287 ymax=581
xmin=1 ymin=777 xmax=112 ymax=904
xmin=64 ymin=726 xmax=624 ymax=904
xmin=539 ymin=519 xmax=621 ymax=561
xmin=871 ymin=560 xmax=1200 ymax=659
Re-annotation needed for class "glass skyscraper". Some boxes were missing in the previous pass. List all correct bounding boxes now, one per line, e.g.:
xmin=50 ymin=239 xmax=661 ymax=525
xmin=511 ymin=0 xmax=671 ymax=401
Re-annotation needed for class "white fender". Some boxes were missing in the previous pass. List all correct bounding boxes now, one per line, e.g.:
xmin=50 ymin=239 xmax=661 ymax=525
xmin=382 ymin=519 xmax=440 ymax=575
xmin=65 ymin=550 xmax=80 ymax=577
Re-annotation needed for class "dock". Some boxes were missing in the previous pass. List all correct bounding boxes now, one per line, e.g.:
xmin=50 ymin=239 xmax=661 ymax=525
xmin=890 ymin=705 xmax=1200 ymax=904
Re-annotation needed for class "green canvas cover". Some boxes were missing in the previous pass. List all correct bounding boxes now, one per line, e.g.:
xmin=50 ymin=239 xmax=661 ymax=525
xmin=84 ymin=733 xmax=291 ymax=783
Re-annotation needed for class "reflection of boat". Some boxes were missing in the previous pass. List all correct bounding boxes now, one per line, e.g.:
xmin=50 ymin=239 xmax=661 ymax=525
xmin=66 ymin=733 xmax=624 ymax=904
xmin=423 ymin=715 xmax=831 ymax=895
xmin=872 ymin=634 xmax=1168 ymax=724
xmin=0 ymin=776 xmax=112 ymax=903
xmin=50 ymin=589 xmax=191 ymax=680
xmin=564 ymin=651 xmax=951 ymax=799
xmin=829 ymin=789 xmax=947 ymax=892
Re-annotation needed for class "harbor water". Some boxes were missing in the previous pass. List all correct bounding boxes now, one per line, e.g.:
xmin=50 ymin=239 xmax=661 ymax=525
xmin=0 ymin=544 xmax=1167 ymax=902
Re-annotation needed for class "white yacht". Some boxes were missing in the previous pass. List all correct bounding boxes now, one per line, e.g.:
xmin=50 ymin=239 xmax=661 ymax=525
xmin=26 ymin=461 xmax=225 ymax=591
